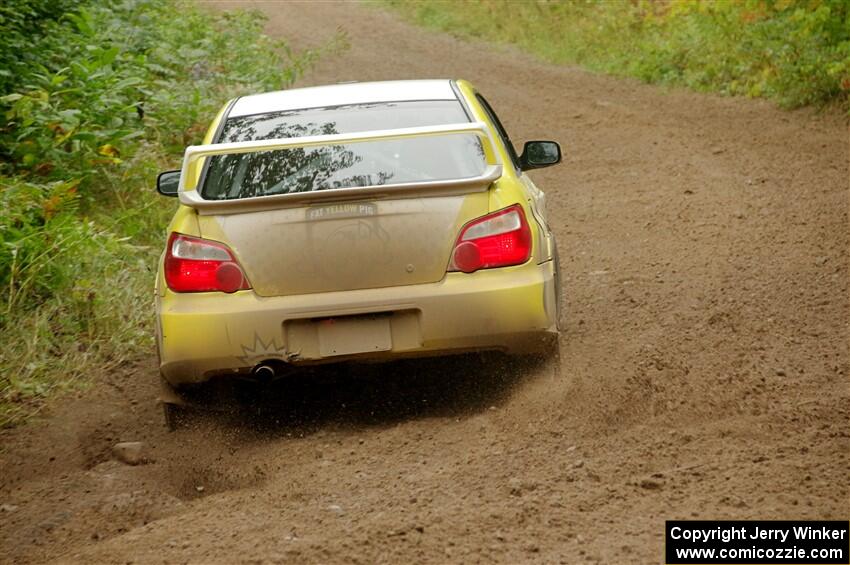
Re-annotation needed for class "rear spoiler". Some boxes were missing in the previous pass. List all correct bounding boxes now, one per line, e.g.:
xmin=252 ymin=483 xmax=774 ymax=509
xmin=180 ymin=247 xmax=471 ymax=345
xmin=177 ymin=122 xmax=503 ymax=215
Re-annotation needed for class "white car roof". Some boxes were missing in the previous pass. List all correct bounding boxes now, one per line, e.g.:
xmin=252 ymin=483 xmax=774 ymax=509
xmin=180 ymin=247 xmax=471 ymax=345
xmin=228 ymin=80 xmax=458 ymax=118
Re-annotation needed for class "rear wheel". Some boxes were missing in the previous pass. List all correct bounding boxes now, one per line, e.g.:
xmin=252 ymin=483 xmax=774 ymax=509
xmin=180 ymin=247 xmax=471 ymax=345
xmin=162 ymin=402 xmax=191 ymax=431
xmin=160 ymin=376 xmax=192 ymax=431
xmin=552 ymin=239 xmax=565 ymax=332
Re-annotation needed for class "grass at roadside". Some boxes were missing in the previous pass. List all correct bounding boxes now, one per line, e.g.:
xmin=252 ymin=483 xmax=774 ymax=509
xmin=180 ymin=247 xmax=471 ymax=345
xmin=0 ymin=0 xmax=344 ymax=427
xmin=382 ymin=0 xmax=850 ymax=111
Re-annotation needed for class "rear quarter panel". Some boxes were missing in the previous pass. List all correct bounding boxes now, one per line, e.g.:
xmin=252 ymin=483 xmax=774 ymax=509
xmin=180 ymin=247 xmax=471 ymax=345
xmin=156 ymin=101 xmax=232 ymax=298
xmin=456 ymin=80 xmax=552 ymax=264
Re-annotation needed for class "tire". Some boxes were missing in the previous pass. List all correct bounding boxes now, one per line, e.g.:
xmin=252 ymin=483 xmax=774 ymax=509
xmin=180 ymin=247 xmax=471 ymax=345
xmin=162 ymin=402 xmax=190 ymax=431
xmin=159 ymin=375 xmax=193 ymax=431
xmin=552 ymin=239 xmax=565 ymax=332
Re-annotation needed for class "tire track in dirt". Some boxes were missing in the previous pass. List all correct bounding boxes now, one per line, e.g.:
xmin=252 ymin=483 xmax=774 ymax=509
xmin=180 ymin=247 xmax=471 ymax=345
xmin=1 ymin=2 xmax=847 ymax=563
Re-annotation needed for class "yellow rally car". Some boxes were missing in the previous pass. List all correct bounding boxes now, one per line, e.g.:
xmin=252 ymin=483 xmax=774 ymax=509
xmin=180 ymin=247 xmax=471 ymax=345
xmin=155 ymin=79 xmax=562 ymax=427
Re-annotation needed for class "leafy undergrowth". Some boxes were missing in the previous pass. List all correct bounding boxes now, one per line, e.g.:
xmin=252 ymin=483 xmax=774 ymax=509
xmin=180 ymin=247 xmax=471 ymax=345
xmin=0 ymin=0 xmax=345 ymax=427
xmin=383 ymin=0 xmax=850 ymax=111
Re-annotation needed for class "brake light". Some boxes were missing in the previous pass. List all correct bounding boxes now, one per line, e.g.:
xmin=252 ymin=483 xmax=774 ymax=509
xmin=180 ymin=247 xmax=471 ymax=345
xmin=164 ymin=233 xmax=251 ymax=293
xmin=450 ymin=204 xmax=532 ymax=273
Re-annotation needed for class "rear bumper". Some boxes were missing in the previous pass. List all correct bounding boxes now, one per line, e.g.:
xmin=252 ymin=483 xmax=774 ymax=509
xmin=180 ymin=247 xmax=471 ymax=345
xmin=157 ymin=260 xmax=558 ymax=385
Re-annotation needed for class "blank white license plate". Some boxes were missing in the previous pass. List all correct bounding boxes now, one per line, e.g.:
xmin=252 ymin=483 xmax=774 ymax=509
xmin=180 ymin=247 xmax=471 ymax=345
xmin=318 ymin=316 xmax=392 ymax=357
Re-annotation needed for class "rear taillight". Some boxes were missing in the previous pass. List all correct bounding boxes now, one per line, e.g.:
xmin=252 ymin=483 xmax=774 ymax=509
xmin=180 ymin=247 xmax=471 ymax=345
xmin=449 ymin=204 xmax=532 ymax=273
xmin=164 ymin=233 xmax=251 ymax=293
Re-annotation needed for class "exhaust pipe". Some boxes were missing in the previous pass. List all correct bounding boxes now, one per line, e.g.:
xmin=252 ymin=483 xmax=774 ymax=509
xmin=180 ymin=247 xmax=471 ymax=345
xmin=252 ymin=364 xmax=276 ymax=379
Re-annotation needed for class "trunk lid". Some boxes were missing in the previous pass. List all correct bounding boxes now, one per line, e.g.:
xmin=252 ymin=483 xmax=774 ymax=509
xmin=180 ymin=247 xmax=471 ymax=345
xmin=180 ymin=123 xmax=502 ymax=296
xmin=197 ymin=192 xmax=489 ymax=296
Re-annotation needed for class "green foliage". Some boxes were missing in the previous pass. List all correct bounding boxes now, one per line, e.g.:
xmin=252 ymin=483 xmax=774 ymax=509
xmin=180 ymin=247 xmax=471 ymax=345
xmin=384 ymin=0 xmax=850 ymax=111
xmin=0 ymin=0 xmax=331 ymax=183
xmin=0 ymin=0 xmax=337 ymax=426
xmin=0 ymin=0 xmax=84 ymax=94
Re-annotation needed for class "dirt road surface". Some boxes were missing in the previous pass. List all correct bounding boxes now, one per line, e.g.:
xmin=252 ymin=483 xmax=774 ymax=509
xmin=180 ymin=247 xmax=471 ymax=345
xmin=1 ymin=2 xmax=847 ymax=563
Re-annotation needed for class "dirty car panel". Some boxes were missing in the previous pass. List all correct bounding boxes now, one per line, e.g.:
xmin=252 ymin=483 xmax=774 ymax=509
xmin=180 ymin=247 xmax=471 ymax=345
xmin=155 ymin=79 xmax=560 ymax=388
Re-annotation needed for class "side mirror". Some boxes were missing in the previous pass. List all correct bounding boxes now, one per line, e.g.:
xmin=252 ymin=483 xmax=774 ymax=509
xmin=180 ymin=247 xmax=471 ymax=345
xmin=519 ymin=141 xmax=561 ymax=171
xmin=157 ymin=170 xmax=181 ymax=197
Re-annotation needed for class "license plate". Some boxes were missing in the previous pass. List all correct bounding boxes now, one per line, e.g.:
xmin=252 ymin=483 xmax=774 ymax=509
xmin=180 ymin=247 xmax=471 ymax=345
xmin=317 ymin=315 xmax=392 ymax=357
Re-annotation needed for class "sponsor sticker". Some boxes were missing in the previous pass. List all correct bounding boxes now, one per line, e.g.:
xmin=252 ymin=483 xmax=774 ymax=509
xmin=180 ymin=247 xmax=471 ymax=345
xmin=306 ymin=202 xmax=377 ymax=221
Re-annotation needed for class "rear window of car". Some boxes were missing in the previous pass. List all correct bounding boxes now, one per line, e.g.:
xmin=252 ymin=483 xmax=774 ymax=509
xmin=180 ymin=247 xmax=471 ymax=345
xmin=201 ymin=100 xmax=486 ymax=200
